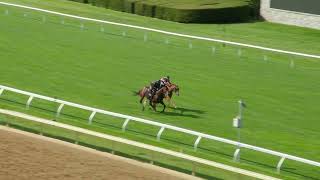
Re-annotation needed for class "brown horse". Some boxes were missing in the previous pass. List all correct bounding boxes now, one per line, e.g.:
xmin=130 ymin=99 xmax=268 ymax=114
xmin=135 ymin=83 xmax=180 ymax=111
xmin=165 ymin=83 xmax=180 ymax=108
xmin=135 ymin=86 xmax=151 ymax=111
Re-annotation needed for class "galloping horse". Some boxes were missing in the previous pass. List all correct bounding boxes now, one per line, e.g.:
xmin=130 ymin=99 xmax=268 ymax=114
xmin=165 ymin=83 xmax=180 ymax=108
xmin=136 ymin=86 xmax=151 ymax=111
xmin=149 ymin=86 xmax=168 ymax=112
xmin=135 ymin=83 xmax=180 ymax=111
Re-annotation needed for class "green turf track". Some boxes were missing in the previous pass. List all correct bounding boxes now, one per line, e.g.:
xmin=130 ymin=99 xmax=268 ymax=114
xmin=0 ymin=0 xmax=319 ymax=179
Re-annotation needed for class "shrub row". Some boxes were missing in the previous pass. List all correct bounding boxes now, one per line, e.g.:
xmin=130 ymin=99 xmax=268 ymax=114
xmin=69 ymin=0 xmax=257 ymax=23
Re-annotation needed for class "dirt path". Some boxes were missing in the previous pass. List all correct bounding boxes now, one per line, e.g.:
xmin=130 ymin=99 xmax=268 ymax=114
xmin=0 ymin=126 xmax=199 ymax=180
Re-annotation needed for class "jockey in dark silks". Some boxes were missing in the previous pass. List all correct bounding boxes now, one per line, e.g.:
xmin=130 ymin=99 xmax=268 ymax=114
xmin=150 ymin=76 xmax=170 ymax=100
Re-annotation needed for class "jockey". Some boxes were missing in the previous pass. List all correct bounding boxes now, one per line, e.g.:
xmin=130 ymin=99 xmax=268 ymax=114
xmin=150 ymin=76 xmax=170 ymax=99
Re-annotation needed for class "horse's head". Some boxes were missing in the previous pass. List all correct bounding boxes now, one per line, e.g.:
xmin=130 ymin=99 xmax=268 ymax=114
xmin=168 ymin=84 xmax=179 ymax=96
xmin=174 ymin=85 xmax=180 ymax=96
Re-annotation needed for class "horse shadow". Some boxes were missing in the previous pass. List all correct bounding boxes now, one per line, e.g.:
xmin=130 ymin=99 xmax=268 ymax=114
xmin=169 ymin=107 xmax=206 ymax=115
xmin=161 ymin=107 xmax=206 ymax=119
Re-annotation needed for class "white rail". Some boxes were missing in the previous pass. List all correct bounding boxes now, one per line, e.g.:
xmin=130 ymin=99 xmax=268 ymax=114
xmin=0 ymin=108 xmax=281 ymax=180
xmin=0 ymin=1 xmax=319 ymax=59
xmin=0 ymin=84 xmax=319 ymax=173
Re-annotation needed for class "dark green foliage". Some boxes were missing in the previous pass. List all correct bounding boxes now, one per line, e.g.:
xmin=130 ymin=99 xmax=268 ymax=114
xmin=69 ymin=0 xmax=87 ymax=3
xmin=108 ymin=0 xmax=125 ymax=11
xmin=67 ymin=0 xmax=256 ymax=23
xmin=135 ymin=2 xmax=155 ymax=17
xmin=248 ymin=0 xmax=261 ymax=19
xmin=88 ymin=0 xmax=110 ymax=7
xmin=154 ymin=5 xmax=251 ymax=23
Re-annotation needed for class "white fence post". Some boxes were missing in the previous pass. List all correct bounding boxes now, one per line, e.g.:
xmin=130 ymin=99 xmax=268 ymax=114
xmin=156 ymin=127 xmax=165 ymax=141
xmin=56 ymin=103 xmax=64 ymax=117
xmin=276 ymin=157 xmax=286 ymax=173
xmin=194 ymin=136 xmax=202 ymax=151
xmin=122 ymin=118 xmax=130 ymax=132
xmin=88 ymin=111 xmax=96 ymax=124
xmin=26 ymin=96 xmax=34 ymax=109
xmin=0 ymin=88 xmax=4 ymax=95
xmin=233 ymin=148 xmax=241 ymax=162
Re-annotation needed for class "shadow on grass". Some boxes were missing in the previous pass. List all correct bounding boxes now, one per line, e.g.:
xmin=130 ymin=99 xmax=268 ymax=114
xmin=169 ymin=107 xmax=206 ymax=115
xmin=150 ymin=106 xmax=206 ymax=118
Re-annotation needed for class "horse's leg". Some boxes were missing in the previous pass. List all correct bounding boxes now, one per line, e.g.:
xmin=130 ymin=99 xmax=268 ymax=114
xmin=170 ymin=99 xmax=177 ymax=109
xmin=140 ymin=96 xmax=144 ymax=104
xmin=152 ymin=102 xmax=157 ymax=112
xmin=139 ymin=89 xmax=146 ymax=104
xmin=160 ymin=100 xmax=166 ymax=112
xmin=142 ymin=99 xmax=147 ymax=111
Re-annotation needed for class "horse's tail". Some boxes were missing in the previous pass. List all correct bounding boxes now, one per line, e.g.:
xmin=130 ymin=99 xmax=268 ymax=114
xmin=132 ymin=90 xmax=140 ymax=96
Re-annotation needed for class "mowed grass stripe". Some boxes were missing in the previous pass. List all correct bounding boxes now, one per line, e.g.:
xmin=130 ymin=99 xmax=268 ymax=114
xmin=0 ymin=4 xmax=319 ymax=180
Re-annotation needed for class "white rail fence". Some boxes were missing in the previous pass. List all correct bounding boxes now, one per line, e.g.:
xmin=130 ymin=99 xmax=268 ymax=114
xmin=0 ymin=109 xmax=281 ymax=180
xmin=0 ymin=1 xmax=319 ymax=59
xmin=0 ymin=85 xmax=319 ymax=173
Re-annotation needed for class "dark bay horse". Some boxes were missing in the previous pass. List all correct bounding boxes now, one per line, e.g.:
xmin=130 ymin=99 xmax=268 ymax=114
xmin=149 ymin=86 xmax=168 ymax=112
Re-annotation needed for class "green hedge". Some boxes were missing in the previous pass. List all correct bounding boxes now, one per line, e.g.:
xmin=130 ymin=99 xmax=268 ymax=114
xmin=69 ymin=0 xmax=258 ymax=23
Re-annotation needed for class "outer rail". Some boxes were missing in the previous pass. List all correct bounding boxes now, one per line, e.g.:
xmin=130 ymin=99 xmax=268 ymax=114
xmin=0 ymin=85 xmax=319 ymax=173
xmin=0 ymin=108 xmax=281 ymax=180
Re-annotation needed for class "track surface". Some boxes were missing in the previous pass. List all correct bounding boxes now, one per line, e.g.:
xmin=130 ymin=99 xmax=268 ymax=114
xmin=0 ymin=126 xmax=198 ymax=180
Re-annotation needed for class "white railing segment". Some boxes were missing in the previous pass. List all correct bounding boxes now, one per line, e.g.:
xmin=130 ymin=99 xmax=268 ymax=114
xmin=0 ymin=1 xmax=319 ymax=59
xmin=0 ymin=109 xmax=281 ymax=180
xmin=0 ymin=84 xmax=319 ymax=172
